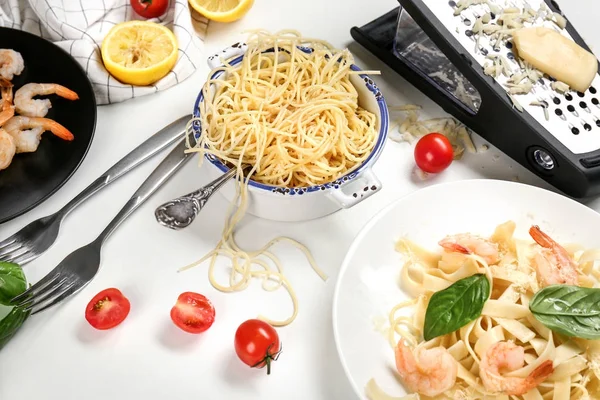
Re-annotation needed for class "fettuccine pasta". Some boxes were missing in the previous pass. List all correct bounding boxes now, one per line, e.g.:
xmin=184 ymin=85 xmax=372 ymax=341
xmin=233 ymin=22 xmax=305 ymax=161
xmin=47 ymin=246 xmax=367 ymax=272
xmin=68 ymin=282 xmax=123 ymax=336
xmin=368 ymin=221 xmax=600 ymax=399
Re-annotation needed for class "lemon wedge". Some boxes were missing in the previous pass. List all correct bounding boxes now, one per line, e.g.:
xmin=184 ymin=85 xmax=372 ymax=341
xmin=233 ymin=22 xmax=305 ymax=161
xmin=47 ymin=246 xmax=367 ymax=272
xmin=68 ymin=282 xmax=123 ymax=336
xmin=101 ymin=21 xmax=178 ymax=86
xmin=188 ymin=0 xmax=254 ymax=23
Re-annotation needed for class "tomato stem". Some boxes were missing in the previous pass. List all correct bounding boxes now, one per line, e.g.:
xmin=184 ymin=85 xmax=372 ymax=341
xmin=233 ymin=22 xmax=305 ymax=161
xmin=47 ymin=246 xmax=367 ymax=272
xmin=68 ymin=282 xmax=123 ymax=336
xmin=266 ymin=355 xmax=272 ymax=375
xmin=251 ymin=342 xmax=282 ymax=375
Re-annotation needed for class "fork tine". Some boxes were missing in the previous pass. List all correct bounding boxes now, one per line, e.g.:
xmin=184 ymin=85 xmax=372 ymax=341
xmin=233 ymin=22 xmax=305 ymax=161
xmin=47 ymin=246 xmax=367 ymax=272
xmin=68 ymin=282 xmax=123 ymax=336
xmin=11 ymin=252 xmax=39 ymax=267
xmin=0 ymin=236 xmax=17 ymax=251
xmin=2 ymin=247 xmax=31 ymax=264
xmin=29 ymin=280 xmax=84 ymax=315
xmin=0 ymin=242 xmax=24 ymax=259
xmin=16 ymin=276 xmax=71 ymax=308
xmin=11 ymin=272 xmax=62 ymax=303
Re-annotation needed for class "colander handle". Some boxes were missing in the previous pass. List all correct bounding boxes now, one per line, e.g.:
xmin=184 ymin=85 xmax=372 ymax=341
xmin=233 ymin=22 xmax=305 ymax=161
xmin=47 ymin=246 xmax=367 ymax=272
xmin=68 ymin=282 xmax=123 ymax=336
xmin=207 ymin=43 xmax=249 ymax=69
xmin=327 ymin=167 xmax=382 ymax=209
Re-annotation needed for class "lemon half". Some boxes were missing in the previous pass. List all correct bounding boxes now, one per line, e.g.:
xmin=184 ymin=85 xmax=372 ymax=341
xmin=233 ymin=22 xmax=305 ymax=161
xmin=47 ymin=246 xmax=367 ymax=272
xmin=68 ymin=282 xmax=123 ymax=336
xmin=188 ymin=0 xmax=254 ymax=23
xmin=101 ymin=21 xmax=178 ymax=86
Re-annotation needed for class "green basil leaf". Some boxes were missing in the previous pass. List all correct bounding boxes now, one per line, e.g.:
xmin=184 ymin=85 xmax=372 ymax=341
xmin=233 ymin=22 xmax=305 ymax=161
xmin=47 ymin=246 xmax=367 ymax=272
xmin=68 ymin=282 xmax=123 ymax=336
xmin=0 ymin=262 xmax=29 ymax=350
xmin=529 ymin=284 xmax=600 ymax=340
xmin=0 ymin=306 xmax=30 ymax=350
xmin=423 ymin=274 xmax=490 ymax=341
xmin=0 ymin=261 xmax=27 ymax=305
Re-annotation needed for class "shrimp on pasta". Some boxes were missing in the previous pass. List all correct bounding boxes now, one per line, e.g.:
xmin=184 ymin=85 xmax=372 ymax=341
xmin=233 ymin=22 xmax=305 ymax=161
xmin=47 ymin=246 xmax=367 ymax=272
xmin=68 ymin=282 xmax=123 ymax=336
xmin=367 ymin=221 xmax=600 ymax=400
xmin=438 ymin=233 xmax=500 ymax=265
xmin=529 ymin=225 xmax=579 ymax=287
xmin=394 ymin=340 xmax=458 ymax=397
xmin=479 ymin=341 xmax=554 ymax=395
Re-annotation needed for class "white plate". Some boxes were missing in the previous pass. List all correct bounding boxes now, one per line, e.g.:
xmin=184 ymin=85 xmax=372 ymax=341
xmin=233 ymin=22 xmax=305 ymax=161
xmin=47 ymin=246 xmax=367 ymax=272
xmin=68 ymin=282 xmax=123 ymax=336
xmin=332 ymin=179 xmax=600 ymax=399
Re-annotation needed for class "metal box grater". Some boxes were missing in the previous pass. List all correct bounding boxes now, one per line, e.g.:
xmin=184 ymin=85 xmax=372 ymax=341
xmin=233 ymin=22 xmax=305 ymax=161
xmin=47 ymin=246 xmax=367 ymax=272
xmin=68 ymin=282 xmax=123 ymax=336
xmin=351 ymin=0 xmax=600 ymax=198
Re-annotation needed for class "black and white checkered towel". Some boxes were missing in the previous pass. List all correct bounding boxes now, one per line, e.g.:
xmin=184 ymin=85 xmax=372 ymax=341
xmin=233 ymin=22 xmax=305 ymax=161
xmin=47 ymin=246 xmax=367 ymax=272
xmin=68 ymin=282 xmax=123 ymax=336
xmin=0 ymin=0 xmax=208 ymax=104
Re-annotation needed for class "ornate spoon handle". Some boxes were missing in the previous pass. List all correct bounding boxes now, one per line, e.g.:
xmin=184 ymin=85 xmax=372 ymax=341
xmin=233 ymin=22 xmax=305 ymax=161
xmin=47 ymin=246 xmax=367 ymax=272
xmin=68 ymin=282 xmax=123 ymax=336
xmin=154 ymin=168 xmax=237 ymax=230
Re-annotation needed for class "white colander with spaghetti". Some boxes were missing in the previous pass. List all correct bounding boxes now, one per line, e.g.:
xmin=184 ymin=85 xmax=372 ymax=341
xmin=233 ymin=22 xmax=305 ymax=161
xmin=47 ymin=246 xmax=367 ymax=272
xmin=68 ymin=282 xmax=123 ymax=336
xmin=189 ymin=31 xmax=389 ymax=222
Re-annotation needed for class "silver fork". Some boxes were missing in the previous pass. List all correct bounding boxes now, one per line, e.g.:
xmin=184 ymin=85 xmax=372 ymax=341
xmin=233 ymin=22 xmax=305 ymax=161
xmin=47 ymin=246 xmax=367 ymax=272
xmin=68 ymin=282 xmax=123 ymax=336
xmin=0 ymin=114 xmax=191 ymax=266
xmin=10 ymin=138 xmax=193 ymax=314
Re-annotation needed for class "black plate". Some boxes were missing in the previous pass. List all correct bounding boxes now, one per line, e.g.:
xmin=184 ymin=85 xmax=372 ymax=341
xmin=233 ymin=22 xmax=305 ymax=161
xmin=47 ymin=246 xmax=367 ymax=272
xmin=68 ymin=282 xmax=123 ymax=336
xmin=0 ymin=28 xmax=96 ymax=224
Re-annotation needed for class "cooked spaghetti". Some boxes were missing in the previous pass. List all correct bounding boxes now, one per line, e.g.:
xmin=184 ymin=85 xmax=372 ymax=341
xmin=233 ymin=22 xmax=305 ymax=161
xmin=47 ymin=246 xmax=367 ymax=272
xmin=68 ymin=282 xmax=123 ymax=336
xmin=187 ymin=29 xmax=379 ymax=187
xmin=367 ymin=221 xmax=600 ymax=399
xmin=181 ymin=30 xmax=380 ymax=326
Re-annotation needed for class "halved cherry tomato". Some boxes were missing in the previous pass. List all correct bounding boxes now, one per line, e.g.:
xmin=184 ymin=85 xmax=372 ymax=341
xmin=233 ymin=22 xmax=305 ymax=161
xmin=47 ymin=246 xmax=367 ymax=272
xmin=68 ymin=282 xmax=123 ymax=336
xmin=130 ymin=0 xmax=168 ymax=19
xmin=85 ymin=288 xmax=131 ymax=330
xmin=170 ymin=292 xmax=215 ymax=334
xmin=234 ymin=319 xmax=281 ymax=375
xmin=414 ymin=132 xmax=454 ymax=173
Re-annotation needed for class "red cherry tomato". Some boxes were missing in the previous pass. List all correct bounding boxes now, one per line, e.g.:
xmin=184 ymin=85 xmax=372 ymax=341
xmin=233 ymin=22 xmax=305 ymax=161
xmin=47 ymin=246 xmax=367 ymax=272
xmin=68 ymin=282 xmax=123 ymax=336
xmin=414 ymin=132 xmax=454 ymax=173
xmin=130 ymin=0 xmax=168 ymax=18
xmin=170 ymin=292 xmax=215 ymax=334
xmin=85 ymin=288 xmax=131 ymax=330
xmin=234 ymin=319 xmax=281 ymax=375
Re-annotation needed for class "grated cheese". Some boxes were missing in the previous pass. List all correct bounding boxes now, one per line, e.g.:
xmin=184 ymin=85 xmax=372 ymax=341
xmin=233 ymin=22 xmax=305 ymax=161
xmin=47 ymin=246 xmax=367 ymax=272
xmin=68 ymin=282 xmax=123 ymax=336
xmin=507 ymin=81 xmax=533 ymax=94
xmin=453 ymin=1 xmax=575 ymax=112
xmin=551 ymin=81 xmax=571 ymax=94
xmin=508 ymin=72 xmax=527 ymax=85
xmin=547 ymin=11 xmax=568 ymax=29
xmin=428 ymin=71 xmax=454 ymax=85
xmin=508 ymin=93 xmax=524 ymax=112
xmin=388 ymin=104 xmax=476 ymax=158
xmin=530 ymin=100 xmax=550 ymax=121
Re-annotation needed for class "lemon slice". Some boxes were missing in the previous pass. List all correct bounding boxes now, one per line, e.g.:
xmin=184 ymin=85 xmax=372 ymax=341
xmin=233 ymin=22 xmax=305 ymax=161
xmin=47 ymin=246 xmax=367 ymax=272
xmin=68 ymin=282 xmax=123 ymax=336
xmin=101 ymin=21 xmax=178 ymax=86
xmin=188 ymin=0 xmax=254 ymax=23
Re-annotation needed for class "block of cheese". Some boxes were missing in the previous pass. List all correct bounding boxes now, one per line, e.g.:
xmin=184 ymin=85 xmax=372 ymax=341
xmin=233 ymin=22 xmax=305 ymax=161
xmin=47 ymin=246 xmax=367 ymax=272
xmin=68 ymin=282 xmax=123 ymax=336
xmin=512 ymin=27 xmax=598 ymax=93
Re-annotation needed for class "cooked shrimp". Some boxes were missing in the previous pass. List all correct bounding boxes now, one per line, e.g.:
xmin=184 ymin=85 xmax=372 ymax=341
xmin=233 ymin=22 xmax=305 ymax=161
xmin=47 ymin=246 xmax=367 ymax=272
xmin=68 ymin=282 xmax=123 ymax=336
xmin=4 ymin=116 xmax=74 ymax=153
xmin=15 ymin=83 xmax=79 ymax=117
xmin=0 ymin=77 xmax=13 ymax=103
xmin=0 ymin=77 xmax=14 ymax=126
xmin=0 ymin=128 xmax=16 ymax=170
xmin=0 ymin=106 xmax=15 ymax=127
xmin=438 ymin=233 xmax=500 ymax=264
xmin=529 ymin=225 xmax=578 ymax=286
xmin=8 ymin=126 xmax=46 ymax=153
xmin=0 ymin=49 xmax=24 ymax=80
xmin=479 ymin=341 xmax=554 ymax=396
xmin=395 ymin=339 xmax=458 ymax=397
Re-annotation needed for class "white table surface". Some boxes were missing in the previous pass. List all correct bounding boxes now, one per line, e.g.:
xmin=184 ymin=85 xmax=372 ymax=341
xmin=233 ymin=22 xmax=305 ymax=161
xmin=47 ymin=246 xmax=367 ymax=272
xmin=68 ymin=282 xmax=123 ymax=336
xmin=1 ymin=0 xmax=599 ymax=399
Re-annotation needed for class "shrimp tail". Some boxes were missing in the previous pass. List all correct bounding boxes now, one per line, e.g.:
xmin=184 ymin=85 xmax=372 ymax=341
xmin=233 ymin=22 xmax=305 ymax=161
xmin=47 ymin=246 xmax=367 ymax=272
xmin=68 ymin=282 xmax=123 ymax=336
xmin=0 ymin=106 xmax=14 ymax=126
xmin=47 ymin=119 xmax=74 ymax=141
xmin=505 ymin=360 xmax=554 ymax=395
xmin=0 ymin=77 xmax=12 ymax=88
xmin=526 ymin=360 xmax=554 ymax=387
xmin=529 ymin=225 xmax=554 ymax=248
xmin=439 ymin=241 xmax=472 ymax=255
xmin=55 ymin=85 xmax=79 ymax=101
